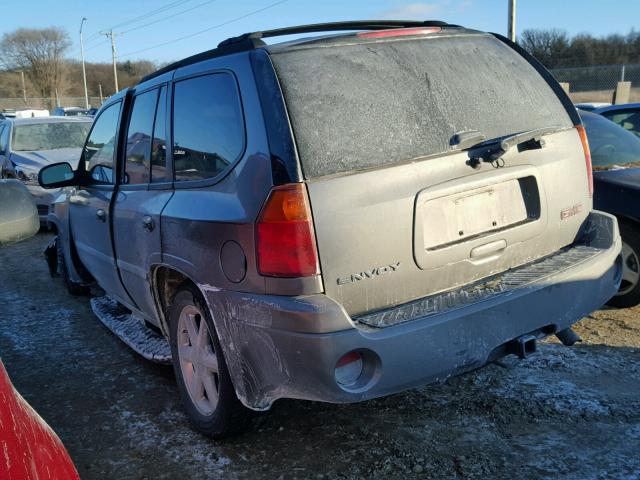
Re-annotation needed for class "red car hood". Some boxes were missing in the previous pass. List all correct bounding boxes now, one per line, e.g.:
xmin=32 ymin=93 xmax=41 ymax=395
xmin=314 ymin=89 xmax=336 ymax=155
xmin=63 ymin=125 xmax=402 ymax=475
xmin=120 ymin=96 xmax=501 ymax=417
xmin=0 ymin=361 xmax=79 ymax=480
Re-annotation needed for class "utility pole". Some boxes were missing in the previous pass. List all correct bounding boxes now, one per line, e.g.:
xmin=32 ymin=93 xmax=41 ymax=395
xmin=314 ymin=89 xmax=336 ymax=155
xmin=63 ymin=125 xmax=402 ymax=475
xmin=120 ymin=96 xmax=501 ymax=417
xmin=80 ymin=17 xmax=89 ymax=109
xmin=101 ymin=29 xmax=121 ymax=93
xmin=19 ymin=71 xmax=26 ymax=105
xmin=98 ymin=83 xmax=103 ymax=104
xmin=508 ymin=0 xmax=516 ymax=43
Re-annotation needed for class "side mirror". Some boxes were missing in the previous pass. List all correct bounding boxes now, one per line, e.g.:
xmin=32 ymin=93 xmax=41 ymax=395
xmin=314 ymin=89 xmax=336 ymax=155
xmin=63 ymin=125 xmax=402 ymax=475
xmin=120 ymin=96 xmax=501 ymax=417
xmin=38 ymin=162 xmax=77 ymax=189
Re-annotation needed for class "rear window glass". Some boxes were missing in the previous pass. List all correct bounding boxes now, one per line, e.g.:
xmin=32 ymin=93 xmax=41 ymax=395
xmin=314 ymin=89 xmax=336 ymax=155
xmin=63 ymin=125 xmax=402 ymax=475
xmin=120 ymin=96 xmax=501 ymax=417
xmin=271 ymin=34 xmax=573 ymax=178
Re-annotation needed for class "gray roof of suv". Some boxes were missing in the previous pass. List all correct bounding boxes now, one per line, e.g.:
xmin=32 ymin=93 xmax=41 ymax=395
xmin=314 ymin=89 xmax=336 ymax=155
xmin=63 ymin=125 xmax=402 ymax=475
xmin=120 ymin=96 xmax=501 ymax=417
xmin=139 ymin=20 xmax=469 ymax=84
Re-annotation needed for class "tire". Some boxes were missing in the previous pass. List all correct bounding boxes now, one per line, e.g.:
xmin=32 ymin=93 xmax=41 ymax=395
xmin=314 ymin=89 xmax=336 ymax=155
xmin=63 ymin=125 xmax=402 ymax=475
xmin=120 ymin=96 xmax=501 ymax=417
xmin=168 ymin=283 xmax=251 ymax=438
xmin=56 ymin=237 xmax=90 ymax=296
xmin=607 ymin=221 xmax=640 ymax=308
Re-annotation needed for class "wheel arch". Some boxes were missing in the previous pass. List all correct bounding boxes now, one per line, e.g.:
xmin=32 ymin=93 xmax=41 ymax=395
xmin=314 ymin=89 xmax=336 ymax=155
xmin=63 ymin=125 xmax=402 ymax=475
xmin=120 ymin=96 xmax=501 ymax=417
xmin=53 ymin=209 xmax=93 ymax=285
xmin=151 ymin=264 xmax=257 ymax=410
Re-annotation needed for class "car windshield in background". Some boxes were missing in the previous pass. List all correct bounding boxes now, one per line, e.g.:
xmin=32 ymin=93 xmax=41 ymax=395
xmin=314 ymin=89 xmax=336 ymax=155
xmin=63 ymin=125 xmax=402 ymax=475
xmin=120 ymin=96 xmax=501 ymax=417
xmin=12 ymin=122 xmax=91 ymax=151
xmin=581 ymin=111 xmax=640 ymax=169
xmin=271 ymin=34 xmax=573 ymax=178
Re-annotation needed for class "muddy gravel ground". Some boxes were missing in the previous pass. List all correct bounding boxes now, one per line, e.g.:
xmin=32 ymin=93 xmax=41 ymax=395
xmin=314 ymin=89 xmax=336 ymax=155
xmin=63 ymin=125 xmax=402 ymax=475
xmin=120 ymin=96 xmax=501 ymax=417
xmin=1 ymin=233 xmax=639 ymax=480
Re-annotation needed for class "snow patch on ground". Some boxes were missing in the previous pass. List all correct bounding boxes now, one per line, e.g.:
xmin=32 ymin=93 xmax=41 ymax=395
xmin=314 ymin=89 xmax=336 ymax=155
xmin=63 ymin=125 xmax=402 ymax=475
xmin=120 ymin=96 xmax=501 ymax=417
xmin=110 ymin=405 xmax=232 ymax=476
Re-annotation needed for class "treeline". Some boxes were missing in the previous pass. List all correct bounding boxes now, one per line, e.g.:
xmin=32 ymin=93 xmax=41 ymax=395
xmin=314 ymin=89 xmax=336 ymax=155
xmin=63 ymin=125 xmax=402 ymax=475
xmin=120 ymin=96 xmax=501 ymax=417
xmin=0 ymin=60 xmax=157 ymax=99
xmin=0 ymin=27 xmax=158 ymax=106
xmin=520 ymin=28 xmax=640 ymax=69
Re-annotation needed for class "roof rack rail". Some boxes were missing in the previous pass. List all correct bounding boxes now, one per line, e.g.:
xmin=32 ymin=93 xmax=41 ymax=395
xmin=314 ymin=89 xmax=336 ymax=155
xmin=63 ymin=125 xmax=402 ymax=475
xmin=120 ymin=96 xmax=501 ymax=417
xmin=218 ymin=20 xmax=451 ymax=47
xmin=140 ymin=20 xmax=453 ymax=84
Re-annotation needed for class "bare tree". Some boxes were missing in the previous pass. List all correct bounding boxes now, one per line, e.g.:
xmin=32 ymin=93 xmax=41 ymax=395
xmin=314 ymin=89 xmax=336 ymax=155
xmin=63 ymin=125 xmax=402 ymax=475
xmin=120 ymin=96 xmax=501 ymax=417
xmin=520 ymin=29 xmax=570 ymax=69
xmin=0 ymin=27 xmax=71 ymax=106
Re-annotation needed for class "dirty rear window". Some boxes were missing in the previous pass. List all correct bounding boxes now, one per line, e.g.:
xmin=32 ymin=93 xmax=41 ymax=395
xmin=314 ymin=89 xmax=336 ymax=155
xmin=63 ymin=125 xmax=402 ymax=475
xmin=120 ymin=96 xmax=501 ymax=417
xmin=270 ymin=34 xmax=573 ymax=178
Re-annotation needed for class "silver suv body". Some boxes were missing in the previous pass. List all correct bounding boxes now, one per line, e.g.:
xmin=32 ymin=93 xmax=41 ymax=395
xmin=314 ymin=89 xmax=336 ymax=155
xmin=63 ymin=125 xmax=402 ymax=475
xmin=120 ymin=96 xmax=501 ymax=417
xmin=40 ymin=21 xmax=622 ymax=437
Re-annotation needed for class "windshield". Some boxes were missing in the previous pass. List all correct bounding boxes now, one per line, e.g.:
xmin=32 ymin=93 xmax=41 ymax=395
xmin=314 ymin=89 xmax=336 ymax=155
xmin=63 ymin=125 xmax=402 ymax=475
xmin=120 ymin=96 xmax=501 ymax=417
xmin=12 ymin=122 xmax=91 ymax=151
xmin=581 ymin=111 xmax=640 ymax=169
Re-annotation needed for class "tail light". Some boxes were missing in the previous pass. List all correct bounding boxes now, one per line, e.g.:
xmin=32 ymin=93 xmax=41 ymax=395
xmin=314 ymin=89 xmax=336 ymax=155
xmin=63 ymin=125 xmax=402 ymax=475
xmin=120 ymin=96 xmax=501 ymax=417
xmin=576 ymin=125 xmax=593 ymax=197
xmin=256 ymin=183 xmax=320 ymax=277
xmin=356 ymin=27 xmax=442 ymax=39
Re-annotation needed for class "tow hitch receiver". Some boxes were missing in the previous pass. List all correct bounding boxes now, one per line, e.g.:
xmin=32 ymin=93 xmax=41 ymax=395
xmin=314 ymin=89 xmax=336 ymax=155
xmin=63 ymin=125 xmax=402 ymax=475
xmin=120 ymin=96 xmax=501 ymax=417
xmin=511 ymin=334 xmax=537 ymax=359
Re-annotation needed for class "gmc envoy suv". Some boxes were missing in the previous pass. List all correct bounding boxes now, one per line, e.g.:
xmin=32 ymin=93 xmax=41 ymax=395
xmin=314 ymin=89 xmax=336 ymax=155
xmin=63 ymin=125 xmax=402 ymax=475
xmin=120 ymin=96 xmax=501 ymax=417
xmin=39 ymin=21 xmax=622 ymax=438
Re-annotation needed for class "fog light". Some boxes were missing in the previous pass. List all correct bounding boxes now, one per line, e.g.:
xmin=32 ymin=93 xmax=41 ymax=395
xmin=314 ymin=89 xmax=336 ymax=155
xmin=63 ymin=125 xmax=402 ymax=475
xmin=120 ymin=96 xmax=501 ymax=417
xmin=334 ymin=351 xmax=363 ymax=387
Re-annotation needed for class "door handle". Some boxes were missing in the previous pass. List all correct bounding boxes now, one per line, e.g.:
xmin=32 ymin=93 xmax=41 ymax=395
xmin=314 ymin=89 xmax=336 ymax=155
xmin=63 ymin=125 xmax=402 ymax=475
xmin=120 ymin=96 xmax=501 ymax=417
xmin=96 ymin=208 xmax=106 ymax=222
xmin=142 ymin=215 xmax=155 ymax=232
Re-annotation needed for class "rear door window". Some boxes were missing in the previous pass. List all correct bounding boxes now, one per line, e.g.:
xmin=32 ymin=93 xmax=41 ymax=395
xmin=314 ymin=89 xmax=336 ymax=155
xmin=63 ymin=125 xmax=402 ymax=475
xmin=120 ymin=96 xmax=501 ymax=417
xmin=124 ymin=89 xmax=158 ymax=185
xmin=172 ymin=73 xmax=245 ymax=182
xmin=151 ymin=86 xmax=168 ymax=183
xmin=271 ymin=34 xmax=573 ymax=178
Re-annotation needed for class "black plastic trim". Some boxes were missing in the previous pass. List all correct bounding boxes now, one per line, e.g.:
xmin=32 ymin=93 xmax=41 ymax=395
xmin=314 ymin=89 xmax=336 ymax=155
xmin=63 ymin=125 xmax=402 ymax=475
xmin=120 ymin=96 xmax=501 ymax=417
xmin=249 ymin=49 xmax=301 ymax=185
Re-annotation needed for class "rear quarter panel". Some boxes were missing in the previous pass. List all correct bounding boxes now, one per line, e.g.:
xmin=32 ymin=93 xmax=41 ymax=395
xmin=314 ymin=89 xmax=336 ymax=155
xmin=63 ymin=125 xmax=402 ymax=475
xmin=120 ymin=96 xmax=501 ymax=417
xmin=160 ymin=53 xmax=273 ymax=293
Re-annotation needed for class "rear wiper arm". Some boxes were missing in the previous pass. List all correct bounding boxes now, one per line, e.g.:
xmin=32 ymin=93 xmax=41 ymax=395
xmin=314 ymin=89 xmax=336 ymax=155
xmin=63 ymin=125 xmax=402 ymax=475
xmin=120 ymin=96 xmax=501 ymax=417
xmin=467 ymin=126 xmax=563 ymax=169
xmin=450 ymin=130 xmax=486 ymax=150
xmin=499 ymin=126 xmax=562 ymax=152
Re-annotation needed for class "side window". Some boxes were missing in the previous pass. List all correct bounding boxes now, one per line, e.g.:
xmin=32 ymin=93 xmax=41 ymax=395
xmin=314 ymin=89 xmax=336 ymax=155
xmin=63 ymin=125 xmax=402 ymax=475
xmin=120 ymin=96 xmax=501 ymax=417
xmin=151 ymin=86 xmax=168 ymax=183
xmin=84 ymin=102 xmax=122 ymax=185
xmin=605 ymin=110 xmax=640 ymax=135
xmin=172 ymin=73 xmax=244 ymax=182
xmin=124 ymin=89 xmax=158 ymax=184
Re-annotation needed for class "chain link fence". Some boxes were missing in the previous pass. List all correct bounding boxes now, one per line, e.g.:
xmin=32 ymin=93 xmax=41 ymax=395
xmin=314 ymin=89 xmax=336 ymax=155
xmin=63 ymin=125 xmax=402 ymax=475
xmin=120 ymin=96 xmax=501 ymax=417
xmin=0 ymin=96 xmax=104 ymax=111
xmin=3 ymin=65 xmax=640 ymax=111
xmin=550 ymin=64 xmax=640 ymax=103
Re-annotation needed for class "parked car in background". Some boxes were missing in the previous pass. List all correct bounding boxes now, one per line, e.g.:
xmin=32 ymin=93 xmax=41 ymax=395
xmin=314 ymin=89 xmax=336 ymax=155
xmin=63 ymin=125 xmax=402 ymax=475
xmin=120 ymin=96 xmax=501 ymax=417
xmin=52 ymin=106 xmax=91 ymax=117
xmin=576 ymin=102 xmax=611 ymax=112
xmin=594 ymin=102 xmax=640 ymax=137
xmin=582 ymin=110 xmax=640 ymax=306
xmin=39 ymin=20 xmax=621 ymax=438
xmin=0 ymin=117 xmax=92 ymax=226
xmin=0 ymin=357 xmax=79 ymax=480
xmin=0 ymin=179 xmax=39 ymax=245
xmin=13 ymin=109 xmax=49 ymax=119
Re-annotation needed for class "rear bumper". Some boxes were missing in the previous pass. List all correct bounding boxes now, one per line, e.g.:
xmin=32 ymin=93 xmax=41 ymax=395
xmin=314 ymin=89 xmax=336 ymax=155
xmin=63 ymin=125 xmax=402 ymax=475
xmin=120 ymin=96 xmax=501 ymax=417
xmin=204 ymin=211 xmax=621 ymax=411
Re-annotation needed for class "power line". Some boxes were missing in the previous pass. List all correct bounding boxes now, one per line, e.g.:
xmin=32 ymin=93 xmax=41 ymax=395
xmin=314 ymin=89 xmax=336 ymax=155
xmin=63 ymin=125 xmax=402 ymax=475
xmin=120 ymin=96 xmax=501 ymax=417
xmin=84 ymin=0 xmax=196 ymax=43
xmin=118 ymin=0 xmax=288 ymax=59
xmin=73 ymin=0 xmax=212 ymax=57
xmin=121 ymin=0 xmax=219 ymax=35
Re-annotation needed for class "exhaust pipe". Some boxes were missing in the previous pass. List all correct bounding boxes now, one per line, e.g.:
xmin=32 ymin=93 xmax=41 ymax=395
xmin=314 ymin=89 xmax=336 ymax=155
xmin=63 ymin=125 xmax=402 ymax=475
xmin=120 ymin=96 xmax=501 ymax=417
xmin=556 ymin=328 xmax=582 ymax=346
xmin=511 ymin=334 xmax=537 ymax=359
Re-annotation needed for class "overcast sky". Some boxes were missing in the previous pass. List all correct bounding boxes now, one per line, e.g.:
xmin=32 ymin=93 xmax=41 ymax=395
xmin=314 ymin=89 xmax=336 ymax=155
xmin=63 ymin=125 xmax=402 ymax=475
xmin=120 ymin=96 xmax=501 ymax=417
xmin=3 ymin=0 xmax=639 ymax=64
